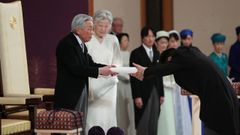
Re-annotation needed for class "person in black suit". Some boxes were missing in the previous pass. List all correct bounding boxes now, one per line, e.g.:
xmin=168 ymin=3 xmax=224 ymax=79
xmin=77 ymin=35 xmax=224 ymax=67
xmin=53 ymin=14 xmax=115 ymax=135
xmin=132 ymin=47 xmax=240 ymax=135
xmin=129 ymin=26 xmax=164 ymax=135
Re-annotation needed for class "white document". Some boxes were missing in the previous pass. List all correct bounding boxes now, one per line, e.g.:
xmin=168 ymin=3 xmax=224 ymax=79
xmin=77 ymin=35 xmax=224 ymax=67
xmin=110 ymin=67 xmax=137 ymax=74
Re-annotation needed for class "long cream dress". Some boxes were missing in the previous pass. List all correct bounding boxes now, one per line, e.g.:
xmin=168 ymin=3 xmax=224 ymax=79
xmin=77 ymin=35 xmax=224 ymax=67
xmin=117 ymin=50 xmax=136 ymax=135
xmin=85 ymin=34 xmax=122 ymax=133
xmin=158 ymin=75 xmax=176 ymax=135
xmin=158 ymin=74 xmax=192 ymax=135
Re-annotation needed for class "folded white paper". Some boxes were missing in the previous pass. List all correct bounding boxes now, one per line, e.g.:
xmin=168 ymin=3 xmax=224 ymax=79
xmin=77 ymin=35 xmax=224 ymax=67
xmin=110 ymin=67 xmax=137 ymax=74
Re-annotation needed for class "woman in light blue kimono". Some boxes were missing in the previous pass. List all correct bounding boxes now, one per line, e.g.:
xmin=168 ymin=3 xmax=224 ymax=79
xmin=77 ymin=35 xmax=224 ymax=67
xmin=168 ymin=30 xmax=192 ymax=135
xmin=209 ymin=33 xmax=228 ymax=76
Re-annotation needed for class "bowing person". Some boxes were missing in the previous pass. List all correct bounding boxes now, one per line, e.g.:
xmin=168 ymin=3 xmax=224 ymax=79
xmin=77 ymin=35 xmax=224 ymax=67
xmin=132 ymin=46 xmax=239 ymax=135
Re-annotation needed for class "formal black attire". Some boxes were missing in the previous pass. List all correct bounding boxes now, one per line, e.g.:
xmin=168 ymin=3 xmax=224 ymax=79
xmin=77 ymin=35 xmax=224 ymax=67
xmin=144 ymin=46 xmax=240 ymax=135
xmin=54 ymin=33 xmax=104 ymax=134
xmin=130 ymin=45 xmax=164 ymax=135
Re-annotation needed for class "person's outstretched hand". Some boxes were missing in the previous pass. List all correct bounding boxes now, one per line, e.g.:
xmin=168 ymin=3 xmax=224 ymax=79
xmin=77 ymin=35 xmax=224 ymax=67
xmin=99 ymin=65 xmax=116 ymax=76
xmin=131 ymin=63 xmax=146 ymax=81
xmin=110 ymin=65 xmax=118 ymax=76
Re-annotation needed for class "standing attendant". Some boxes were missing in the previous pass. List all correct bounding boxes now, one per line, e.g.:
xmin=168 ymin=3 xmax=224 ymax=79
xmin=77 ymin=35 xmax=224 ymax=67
xmin=229 ymin=26 xmax=240 ymax=82
xmin=130 ymin=26 xmax=164 ymax=135
xmin=209 ymin=33 xmax=228 ymax=76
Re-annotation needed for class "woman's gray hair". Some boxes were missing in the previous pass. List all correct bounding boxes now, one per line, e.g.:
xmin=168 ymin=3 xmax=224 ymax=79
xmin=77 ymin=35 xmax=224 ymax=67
xmin=93 ymin=10 xmax=113 ymax=24
xmin=71 ymin=14 xmax=93 ymax=32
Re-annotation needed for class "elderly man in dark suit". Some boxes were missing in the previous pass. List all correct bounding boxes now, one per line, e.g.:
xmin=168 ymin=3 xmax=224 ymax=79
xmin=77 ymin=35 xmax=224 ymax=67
xmin=132 ymin=47 xmax=240 ymax=135
xmin=54 ymin=14 xmax=115 ymax=135
xmin=130 ymin=26 xmax=164 ymax=135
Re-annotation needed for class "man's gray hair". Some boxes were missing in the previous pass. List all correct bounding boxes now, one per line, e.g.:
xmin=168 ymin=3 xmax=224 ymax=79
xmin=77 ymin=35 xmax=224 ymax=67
xmin=71 ymin=14 xmax=93 ymax=32
xmin=93 ymin=10 xmax=113 ymax=24
xmin=113 ymin=17 xmax=123 ymax=24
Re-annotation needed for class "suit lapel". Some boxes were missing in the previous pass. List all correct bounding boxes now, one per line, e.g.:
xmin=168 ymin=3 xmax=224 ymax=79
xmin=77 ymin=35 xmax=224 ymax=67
xmin=75 ymin=45 xmax=87 ymax=63
xmin=69 ymin=33 xmax=87 ymax=64
xmin=139 ymin=45 xmax=159 ymax=64
xmin=152 ymin=47 xmax=160 ymax=64
xmin=139 ymin=46 xmax=152 ymax=64
xmin=83 ymin=45 xmax=89 ymax=64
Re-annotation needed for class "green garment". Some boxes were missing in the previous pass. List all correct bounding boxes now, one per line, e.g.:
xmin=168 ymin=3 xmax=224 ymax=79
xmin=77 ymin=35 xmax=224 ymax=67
xmin=209 ymin=52 xmax=228 ymax=76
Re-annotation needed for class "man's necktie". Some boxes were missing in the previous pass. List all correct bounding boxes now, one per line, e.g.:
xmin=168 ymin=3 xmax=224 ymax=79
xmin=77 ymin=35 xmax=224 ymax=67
xmin=80 ymin=43 xmax=85 ymax=53
xmin=149 ymin=50 xmax=153 ymax=62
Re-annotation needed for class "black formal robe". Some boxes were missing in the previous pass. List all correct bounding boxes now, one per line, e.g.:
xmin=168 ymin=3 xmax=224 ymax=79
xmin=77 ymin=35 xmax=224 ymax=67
xmin=54 ymin=33 xmax=104 ymax=110
xmin=145 ymin=46 xmax=240 ymax=135
xmin=130 ymin=45 xmax=164 ymax=127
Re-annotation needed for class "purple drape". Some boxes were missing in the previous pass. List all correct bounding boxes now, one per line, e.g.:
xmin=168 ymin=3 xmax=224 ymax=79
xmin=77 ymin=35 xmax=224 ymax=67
xmin=0 ymin=0 xmax=88 ymax=88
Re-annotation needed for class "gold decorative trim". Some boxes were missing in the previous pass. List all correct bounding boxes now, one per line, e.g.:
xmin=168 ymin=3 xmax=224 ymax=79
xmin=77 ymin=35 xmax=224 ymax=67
xmin=9 ymin=16 xmax=17 ymax=30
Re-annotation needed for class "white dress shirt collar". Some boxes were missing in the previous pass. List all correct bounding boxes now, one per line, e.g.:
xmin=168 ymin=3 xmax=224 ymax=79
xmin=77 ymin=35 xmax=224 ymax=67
xmin=73 ymin=33 xmax=83 ymax=45
xmin=142 ymin=43 xmax=153 ymax=52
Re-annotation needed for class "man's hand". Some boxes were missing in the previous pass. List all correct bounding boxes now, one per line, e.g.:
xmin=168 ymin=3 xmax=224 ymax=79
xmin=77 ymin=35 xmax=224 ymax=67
xmin=134 ymin=97 xmax=143 ymax=109
xmin=131 ymin=63 xmax=146 ymax=81
xmin=99 ymin=65 xmax=116 ymax=76
xmin=109 ymin=65 xmax=118 ymax=76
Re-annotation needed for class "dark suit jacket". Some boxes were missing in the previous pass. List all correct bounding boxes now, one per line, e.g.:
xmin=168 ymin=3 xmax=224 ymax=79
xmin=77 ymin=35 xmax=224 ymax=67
xmin=130 ymin=45 xmax=164 ymax=126
xmin=229 ymin=41 xmax=240 ymax=82
xmin=54 ymin=33 xmax=104 ymax=110
xmin=145 ymin=46 xmax=240 ymax=135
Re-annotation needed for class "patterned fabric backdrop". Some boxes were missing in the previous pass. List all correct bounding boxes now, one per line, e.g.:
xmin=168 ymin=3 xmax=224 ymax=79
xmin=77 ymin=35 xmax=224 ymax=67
xmin=0 ymin=0 xmax=88 ymax=88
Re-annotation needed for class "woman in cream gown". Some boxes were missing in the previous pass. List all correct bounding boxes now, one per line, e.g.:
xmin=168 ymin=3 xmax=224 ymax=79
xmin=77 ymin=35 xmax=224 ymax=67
xmin=116 ymin=33 xmax=136 ymax=135
xmin=157 ymin=30 xmax=192 ymax=135
xmin=85 ymin=10 xmax=122 ymax=133
xmin=155 ymin=30 xmax=176 ymax=135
